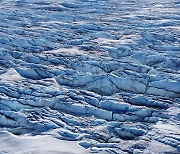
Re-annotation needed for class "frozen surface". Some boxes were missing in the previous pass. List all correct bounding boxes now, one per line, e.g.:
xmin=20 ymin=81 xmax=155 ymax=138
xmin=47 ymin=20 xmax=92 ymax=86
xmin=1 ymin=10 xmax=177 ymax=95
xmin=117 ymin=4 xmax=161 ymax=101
xmin=0 ymin=131 xmax=89 ymax=154
xmin=0 ymin=0 xmax=179 ymax=153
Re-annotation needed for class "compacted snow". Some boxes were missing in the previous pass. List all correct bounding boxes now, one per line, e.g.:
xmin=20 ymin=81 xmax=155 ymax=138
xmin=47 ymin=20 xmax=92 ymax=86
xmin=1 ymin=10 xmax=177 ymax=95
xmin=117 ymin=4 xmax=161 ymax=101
xmin=0 ymin=131 xmax=89 ymax=154
xmin=0 ymin=0 xmax=179 ymax=153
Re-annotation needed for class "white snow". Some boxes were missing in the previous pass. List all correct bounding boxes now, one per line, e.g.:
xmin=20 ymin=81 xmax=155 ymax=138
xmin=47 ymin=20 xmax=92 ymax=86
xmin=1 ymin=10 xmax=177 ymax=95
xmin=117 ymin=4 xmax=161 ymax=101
xmin=0 ymin=131 xmax=89 ymax=154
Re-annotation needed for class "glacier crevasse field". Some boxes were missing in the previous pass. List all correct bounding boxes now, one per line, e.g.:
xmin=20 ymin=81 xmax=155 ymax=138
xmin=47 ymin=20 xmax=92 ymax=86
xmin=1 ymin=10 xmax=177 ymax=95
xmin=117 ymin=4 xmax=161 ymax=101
xmin=0 ymin=0 xmax=179 ymax=153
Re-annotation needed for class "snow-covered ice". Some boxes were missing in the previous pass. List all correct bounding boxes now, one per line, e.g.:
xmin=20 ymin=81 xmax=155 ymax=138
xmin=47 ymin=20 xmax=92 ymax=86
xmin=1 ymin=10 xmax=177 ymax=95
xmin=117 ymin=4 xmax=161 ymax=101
xmin=0 ymin=0 xmax=179 ymax=153
xmin=0 ymin=131 xmax=89 ymax=154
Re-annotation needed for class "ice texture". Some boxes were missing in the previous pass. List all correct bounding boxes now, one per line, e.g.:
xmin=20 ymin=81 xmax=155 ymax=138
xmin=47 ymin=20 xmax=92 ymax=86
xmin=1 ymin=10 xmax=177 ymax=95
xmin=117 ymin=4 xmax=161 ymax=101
xmin=0 ymin=0 xmax=179 ymax=153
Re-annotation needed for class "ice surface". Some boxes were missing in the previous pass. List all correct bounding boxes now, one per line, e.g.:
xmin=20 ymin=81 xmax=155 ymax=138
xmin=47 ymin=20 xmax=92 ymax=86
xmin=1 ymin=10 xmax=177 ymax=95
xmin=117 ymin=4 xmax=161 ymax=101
xmin=0 ymin=0 xmax=179 ymax=153
xmin=0 ymin=131 xmax=89 ymax=154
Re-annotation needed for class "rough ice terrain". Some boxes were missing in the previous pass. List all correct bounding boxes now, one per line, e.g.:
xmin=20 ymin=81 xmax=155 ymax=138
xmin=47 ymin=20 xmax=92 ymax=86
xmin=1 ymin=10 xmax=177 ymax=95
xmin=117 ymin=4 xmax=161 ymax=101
xmin=0 ymin=0 xmax=180 ymax=153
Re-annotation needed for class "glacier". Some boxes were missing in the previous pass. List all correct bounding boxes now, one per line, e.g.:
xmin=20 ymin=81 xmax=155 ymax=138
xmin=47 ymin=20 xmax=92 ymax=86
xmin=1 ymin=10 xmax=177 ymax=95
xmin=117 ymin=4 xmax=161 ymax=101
xmin=0 ymin=0 xmax=179 ymax=153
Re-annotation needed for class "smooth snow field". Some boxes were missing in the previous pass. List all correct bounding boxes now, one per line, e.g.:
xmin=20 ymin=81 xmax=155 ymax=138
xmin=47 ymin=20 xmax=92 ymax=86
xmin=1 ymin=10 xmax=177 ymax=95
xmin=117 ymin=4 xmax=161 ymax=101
xmin=0 ymin=0 xmax=179 ymax=153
